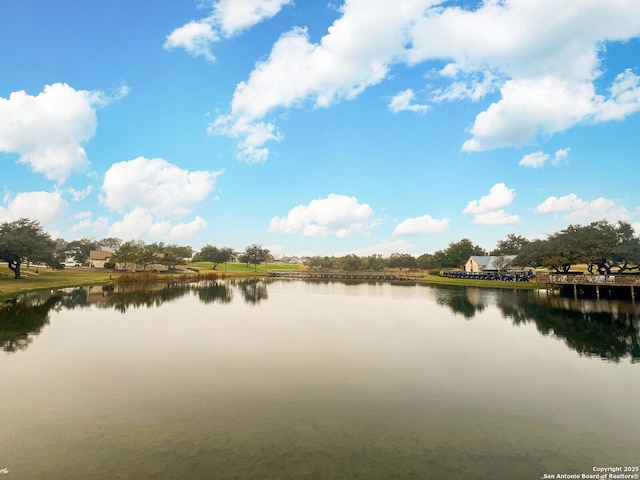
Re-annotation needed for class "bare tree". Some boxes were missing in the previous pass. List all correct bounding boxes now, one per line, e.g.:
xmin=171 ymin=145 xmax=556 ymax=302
xmin=492 ymin=255 xmax=510 ymax=280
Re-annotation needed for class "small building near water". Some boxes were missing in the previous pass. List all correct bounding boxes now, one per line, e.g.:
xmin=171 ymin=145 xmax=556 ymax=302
xmin=89 ymin=249 xmax=113 ymax=268
xmin=465 ymin=255 xmax=518 ymax=274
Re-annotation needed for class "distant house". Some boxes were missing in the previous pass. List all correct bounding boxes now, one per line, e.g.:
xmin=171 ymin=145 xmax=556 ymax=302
xmin=279 ymin=256 xmax=303 ymax=265
xmin=464 ymin=255 xmax=518 ymax=274
xmin=89 ymin=250 xmax=113 ymax=268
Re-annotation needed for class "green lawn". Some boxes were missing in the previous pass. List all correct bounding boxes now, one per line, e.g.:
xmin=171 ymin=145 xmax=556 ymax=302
xmin=1 ymin=261 xmax=539 ymax=302
xmin=188 ymin=261 xmax=305 ymax=272
xmin=0 ymin=265 xmax=117 ymax=301
xmin=0 ymin=262 xmax=306 ymax=300
xmin=421 ymin=274 xmax=539 ymax=289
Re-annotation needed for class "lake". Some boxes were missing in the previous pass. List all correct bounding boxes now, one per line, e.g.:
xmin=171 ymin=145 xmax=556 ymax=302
xmin=1 ymin=279 xmax=639 ymax=479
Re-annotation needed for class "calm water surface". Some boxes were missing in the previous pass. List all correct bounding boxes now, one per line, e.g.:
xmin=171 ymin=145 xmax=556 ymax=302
xmin=1 ymin=280 xmax=639 ymax=479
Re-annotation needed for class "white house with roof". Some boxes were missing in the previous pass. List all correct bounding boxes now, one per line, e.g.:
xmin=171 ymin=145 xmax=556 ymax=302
xmin=464 ymin=255 xmax=518 ymax=274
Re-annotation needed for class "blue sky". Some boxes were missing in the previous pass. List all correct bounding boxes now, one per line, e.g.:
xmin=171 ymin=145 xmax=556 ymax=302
xmin=1 ymin=0 xmax=640 ymax=258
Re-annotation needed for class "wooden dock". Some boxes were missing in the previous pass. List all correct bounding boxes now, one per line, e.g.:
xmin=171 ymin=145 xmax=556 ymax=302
xmin=267 ymin=270 xmax=423 ymax=281
xmin=538 ymin=273 xmax=640 ymax=300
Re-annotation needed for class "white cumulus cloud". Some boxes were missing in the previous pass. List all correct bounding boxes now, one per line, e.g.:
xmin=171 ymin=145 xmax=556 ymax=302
xmin=432 ymin=69 xmax=501 ymax=102
xmin=215 ymin=0 xmax=293 ymax=36
xmin=67 ymin=185 xmax=94 ymax=201
xmin=392 ymin=214 xmax=449 ymax=236
xmin=519 ymin=147 xmax=570 ymax=168
xmin=535 ymin=193 xmax=633 ymax=223
xmin=389 ymin=89 xmax=430 ymax=114
xmin=70 ymin=211 xmax=95 ymax=232
xmin=409 ymin=1 xmax=640 ymax=151
xmin=107 ymin=208 xmax=208 ymax=242
xmin=211 ymin=116 xmax=282 ymax=164
xmin=463 ymin=183 xmax=520 ymax=226
xmin=269 ymin=194 xmax=377 ymax=238
xmin=0 ymin=190 xmax=67 ymax=225
xmin=471 ymin=209 xmax=521 ymax=226
xmin=164 ymin=0 xmax=292 ymax=62
xmin=0 ymin=83 xmax=121 ymax=183
xmin=462 ymin=77 xmax=594 ymax=151
xmin=210 ymin=0 xmax=640 ymax=160
xmin=519 ymin=151 xmax=549 ymax=168
xmin=101 ymin=156 xmax=222 ymax=218
xmin=536 ymin=193 xmax=589 ymax=214
xmin=348 ymin=240 xmax=417 ymax=257
xmin=164 ymin=21 xmax=219 ymax=62
xmin=463 ymin=183 xmax=516 ymax=215
xmin=212 ymin=0 xmax=428 ymax=162
xmin=69 ymin=211 xmax=110 ymax=235
xmin=552 ymin=147 xmax=570 ymax=166
xmin=593 ymin=69 xmax=640 ymax=122
xmin=100 ymin=157 xmax=221 ymax=242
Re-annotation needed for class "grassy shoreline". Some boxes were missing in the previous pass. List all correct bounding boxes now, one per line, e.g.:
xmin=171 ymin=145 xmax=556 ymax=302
xmin=1 ymin=262 xmax=541 ymax=302
xmin=418 ymin=274 xmax=539 ymax=289
xmin=0 ymin=263 xmax=279 ymax=301
xmin=0 ymin=266 xmax=117 ymax=301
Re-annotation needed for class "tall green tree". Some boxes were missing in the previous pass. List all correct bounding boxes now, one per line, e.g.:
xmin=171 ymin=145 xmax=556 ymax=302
xmin=416 ymin=253 xmax=436 ymax=270
xmin=111 ymin=240 xmax=144 ymax=270
xmin=516 ymin=220 xmax=640 ymax=273
xmin=53 ymin=238 xmax=68 ymax=265
xmin=138 ymin=244 xmax=157 ymax=271
xmin=305 ymin=256 xmax=335 ymax=269
xmin=515 ymin=239 xmax=551 ymax=270
xmin=196 ymin=245 xmax=235 ymax=269
xmin=610 ymin=221 xmax=640 ymax=273
xmin=162 ymin=244 xmax=193 ymax=261
xmin=517 ymin=229 xmax=583 ymax=273
xmin=97 ymin=237 xmax=122 ymax=250
xmin=362 ymin=254 xmax=386 ymax=271
xmin=388 ymin=253 xmax=417 ymax=270
xmin=491 ymin=234 xmax=530 ymax=255
xmin=67 ymin=238 xmax=98 ymax=265
xmin=580 ymin=220 xmax=640 ymax=274
xmin=242 ymin=244 xmax=270 ymax=271
xmin=143 ymin=242 xmax=186 ymax=270
xmin=155 ymin=250 xmax=186 ymax=270
xmin=337 ymin=254 xmax=362 ymax=271
xmin=0 ymin=218 xmax=56 ymax=279
xmin=433 ymin=238 xmax=486 ymax=268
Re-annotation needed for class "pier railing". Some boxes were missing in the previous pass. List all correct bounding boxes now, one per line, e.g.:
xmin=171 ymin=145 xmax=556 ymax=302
xmin=538 ymin=273 xmax=640 ymax=286
xmin=267 ymin=270 xmax=425 ymax=281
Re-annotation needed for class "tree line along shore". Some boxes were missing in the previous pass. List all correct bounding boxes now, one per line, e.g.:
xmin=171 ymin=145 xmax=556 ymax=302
xmin=2 ymin=217 xmax=639 ymax=301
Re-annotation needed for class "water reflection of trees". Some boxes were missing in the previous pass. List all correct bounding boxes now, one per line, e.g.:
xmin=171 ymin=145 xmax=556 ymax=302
xmin=54 ymin=281 xmax=236 ymax=313
xmin=52 ymin=283 xmax=193 ymax=313
xmin=496 ymin=290 xmax=640 ymax=363
xmin=0 ymin=281 xmax=239 ymax=353
xmin=11 ymin=280 xmax=247 ymax=315
xmin=8 ymin=280 xmax=638 ymax=362
xmin=236 ymin=279 xmax=269 ymax=305
xmin=196 ymin=281 xmax=233 ymax=304
xmin=0 ymin=294 xmax=61 ymax=353
xmin=433 ymin=285 xmax=488 ymax=319
xmin=107 ymin=284 xmax=195 ymax=313
xmin=433 ymin=286 xmax=640 ymax=363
